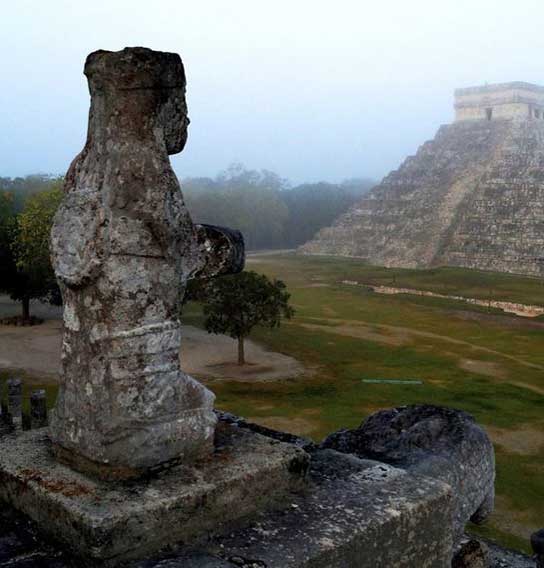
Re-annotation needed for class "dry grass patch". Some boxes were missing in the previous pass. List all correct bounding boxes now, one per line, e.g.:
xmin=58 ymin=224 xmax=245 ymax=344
xmin=298 ymin=322 xmax=406 ymax=347
xmin=490 ymin=495 xmax=539 ymax=541
xmin=488 ymin=425 xmax=544 ymax=455
xmin=459 ymin=359 xmax=507 ymax=379
xmin=245 ymin=416 xmax=318 ymax=436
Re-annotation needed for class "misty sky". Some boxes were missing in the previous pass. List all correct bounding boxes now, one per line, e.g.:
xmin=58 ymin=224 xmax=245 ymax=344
xmin=2 ymin=0 xmax=544 ymax=185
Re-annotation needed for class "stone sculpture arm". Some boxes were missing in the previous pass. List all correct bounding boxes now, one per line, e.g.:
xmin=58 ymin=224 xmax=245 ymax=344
xmin=147 ymin=180 xmax=245 ymax=281
xmin=190 ymin=224 xmax=245 ymax=279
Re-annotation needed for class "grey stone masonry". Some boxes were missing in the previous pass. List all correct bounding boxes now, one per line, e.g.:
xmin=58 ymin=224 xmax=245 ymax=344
xmin=30 ymin=390 xmax=48 ymax=429
xmin=0 ymin=421 xmax=308 ymax=564
xmin=6 ymin=378 xmax=22 ymax=427
xmin=321 ymin=405 xmax=495 ymax=542
xmin=49 ymin=47 xmax=244 ymax=477
xmin=454 ymin=82 xmax=544 ymax=121
xmin=301 ymin=119 xmax=544 ymax=277
xmin=1 ymin=503 xmax=535 ymax=568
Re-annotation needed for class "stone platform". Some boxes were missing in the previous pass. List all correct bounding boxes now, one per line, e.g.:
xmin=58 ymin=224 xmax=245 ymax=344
xmin=0 ymin=421 xmax=308 ymax=565
xmin=2 ymin=413 xmax=498 ymax=567
xmin=161 ymin=449 xmax=455 ymax=568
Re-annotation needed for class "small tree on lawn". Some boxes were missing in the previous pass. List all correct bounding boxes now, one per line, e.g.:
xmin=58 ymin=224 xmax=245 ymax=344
xmin=201 ymin=270 xmax=295 ymax=365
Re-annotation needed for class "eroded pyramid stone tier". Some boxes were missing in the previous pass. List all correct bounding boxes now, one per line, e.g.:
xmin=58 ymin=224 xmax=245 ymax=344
xmin=49 ymin=48 xmax=244 ymax=476
xmin=302 ymin=119 xmax=544 ymax=277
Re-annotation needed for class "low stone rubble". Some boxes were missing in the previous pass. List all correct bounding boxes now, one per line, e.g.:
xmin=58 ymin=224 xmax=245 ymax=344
xmin=321 ymin=405 xmax=496 ymax=541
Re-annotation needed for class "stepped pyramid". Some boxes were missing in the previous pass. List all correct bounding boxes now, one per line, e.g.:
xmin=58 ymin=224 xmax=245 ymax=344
xmin=301 ymin=82 xmax=544 ymax=276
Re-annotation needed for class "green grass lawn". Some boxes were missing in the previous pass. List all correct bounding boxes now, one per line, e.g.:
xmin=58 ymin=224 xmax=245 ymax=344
xmin=255 ymin=253 xmax=544 ymax=306
xmin=205 ymin=254 xmax=544 ymax=554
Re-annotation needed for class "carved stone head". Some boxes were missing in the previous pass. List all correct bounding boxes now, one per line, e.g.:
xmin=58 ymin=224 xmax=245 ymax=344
xmin=84 ymin=47 xmax=189 ymax=153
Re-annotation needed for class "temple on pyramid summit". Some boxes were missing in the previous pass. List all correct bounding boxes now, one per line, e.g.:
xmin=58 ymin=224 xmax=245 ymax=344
xmin=455 ymin=82 xmax=544 ymax=122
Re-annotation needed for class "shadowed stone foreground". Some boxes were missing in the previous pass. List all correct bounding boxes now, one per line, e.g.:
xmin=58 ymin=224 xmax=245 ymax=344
xmin=0 ymin=419 xmax=455 ymax=566
xmin=0 ymin=504 xmax=534 ymax=568
xmin=0 ymin=420 xmax=308 ymax=564
xmin=0 ymin=409 xmax=537 ymax=567
xmin=0 ymin=413 xmax=537 ymax=567
xmin=321 ymin=405 xmax=496 ymax=541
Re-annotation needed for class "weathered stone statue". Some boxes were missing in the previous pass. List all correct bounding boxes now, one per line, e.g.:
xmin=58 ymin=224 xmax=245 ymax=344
xmin=49 ymin=47 xmax=244 ymax=477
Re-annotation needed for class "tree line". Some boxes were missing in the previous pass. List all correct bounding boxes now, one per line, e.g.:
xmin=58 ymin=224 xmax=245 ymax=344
xmin=0 ymin=167 xmax=374 ymax=319
xmin=182 ymin=163 xmax=374 ymax=250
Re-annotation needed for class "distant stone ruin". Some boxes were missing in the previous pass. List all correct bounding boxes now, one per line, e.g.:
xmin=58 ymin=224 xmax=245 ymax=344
xmin=301 ymin=84 xmax=544 ymax=277
xmin=455 ymin=82 xmax=544 ymax=122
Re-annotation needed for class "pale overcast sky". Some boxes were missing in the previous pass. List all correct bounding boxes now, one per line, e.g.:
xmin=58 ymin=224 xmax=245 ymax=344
xmin=2 ymin=0 xmax=544 ymax=184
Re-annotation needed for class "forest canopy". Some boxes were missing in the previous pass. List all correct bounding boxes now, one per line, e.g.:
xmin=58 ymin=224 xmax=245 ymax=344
xmin=182 ymin=163 xmax=374 ymax=250
xmin=0 ymin=166 xmax=375 ymax=253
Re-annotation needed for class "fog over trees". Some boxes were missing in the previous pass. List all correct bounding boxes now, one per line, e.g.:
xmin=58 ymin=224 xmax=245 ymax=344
xmin=0 ymin=175 xmax=61 ymax=213
xmin=183 ymin=163 xmax=374 ymax=250
xmin=0 ymin=167 xmax=375 ymax=255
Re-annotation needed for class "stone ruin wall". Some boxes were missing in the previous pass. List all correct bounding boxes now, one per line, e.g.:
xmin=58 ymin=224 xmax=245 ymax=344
xmin=301 ymin=118 xmax=544 ymax=277
xmin=439 ymin=120 xmax=544 ymax=275
xmin=456 ymin=102 xmax=535 ymax=122
xmin=455 ymin=82 xmax=544 ymax=121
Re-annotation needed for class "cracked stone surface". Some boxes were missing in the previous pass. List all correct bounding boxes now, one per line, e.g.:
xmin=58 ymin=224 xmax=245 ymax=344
xmin=0 ymin=421 xmax=308 ymax=563
xmin=0 ymin=415 xmax=534 ymax=567
xmin=49 ymin=47 xmax=244 ymax=475
xmin=1 ymin=505 xmax=534 ymax=568
xmin=321 ymin=405 xmax=496 ymax=541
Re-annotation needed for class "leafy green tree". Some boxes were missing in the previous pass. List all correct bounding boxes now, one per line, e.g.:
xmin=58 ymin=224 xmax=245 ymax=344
xmin=0 ymin=191 xmax=14 ymax=221
xmin=200 ymin=270 xmax=295 ymax=365
xmin=1 ymin=184 xmax=63 ymax=320
xmin=0 ymin=192 xmax=18 ymax=305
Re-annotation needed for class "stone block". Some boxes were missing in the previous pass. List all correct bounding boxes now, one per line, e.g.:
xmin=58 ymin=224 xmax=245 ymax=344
xmin=321 ymin=405 xmax=495 ymax=541
xmin=0 ymin=422 xmax=308 ymax=565
xmin=171 ymin=449 xmax=455 ymax=568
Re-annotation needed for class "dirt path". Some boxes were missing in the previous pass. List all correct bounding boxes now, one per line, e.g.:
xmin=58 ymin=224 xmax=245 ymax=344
xmin=0 ymin=297 xmax=304 ymax=383
xmin=300 ymin=316 xmax=544 ymax=372
xmin=181 ymin=328 xmax=305 ymax=381
xmin=0 ymin=319 xmax=63 ymax=381
xmin=296 ymin=317 xmax=544 ymax=396
xmin=342 ymin=282 xmax=544 ymax=318
xmin=487 ymin=423 xmax=544 ymax=455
